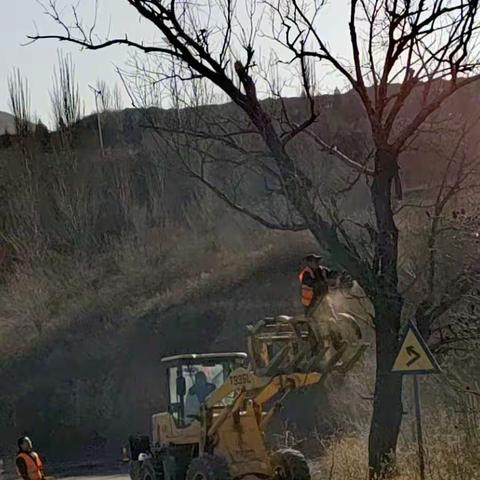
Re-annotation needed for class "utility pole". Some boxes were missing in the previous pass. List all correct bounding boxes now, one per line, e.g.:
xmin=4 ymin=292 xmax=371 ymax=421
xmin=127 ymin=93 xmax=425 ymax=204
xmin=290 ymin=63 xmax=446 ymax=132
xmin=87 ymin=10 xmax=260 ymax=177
xmin=89 ymin=84 xmax=105 ymax=157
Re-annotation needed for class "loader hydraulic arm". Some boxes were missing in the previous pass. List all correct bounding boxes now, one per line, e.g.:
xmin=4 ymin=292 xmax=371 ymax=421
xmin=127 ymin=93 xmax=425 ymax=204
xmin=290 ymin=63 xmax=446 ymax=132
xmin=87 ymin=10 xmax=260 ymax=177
xmin=200 ymin=313 xmax=367 ymax=440
xmin=202 ymin=368 xmax=323 ymax=441
xmin=205 ymin=367 xmax=322 ymax=410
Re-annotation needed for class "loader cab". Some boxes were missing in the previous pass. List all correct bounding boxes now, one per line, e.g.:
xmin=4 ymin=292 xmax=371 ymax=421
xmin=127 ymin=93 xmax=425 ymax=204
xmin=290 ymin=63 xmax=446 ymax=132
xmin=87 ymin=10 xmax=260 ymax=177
xmin=161 ymin=352 xmax=247 ymax=426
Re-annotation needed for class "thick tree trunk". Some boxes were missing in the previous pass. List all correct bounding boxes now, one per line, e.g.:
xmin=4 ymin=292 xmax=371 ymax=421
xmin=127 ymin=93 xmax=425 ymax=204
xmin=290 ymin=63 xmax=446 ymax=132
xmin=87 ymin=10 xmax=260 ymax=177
xmin=368 ymin=297 xmax=403 ymax=477
xmin=368 ymin=147 xmax=404 ymax=478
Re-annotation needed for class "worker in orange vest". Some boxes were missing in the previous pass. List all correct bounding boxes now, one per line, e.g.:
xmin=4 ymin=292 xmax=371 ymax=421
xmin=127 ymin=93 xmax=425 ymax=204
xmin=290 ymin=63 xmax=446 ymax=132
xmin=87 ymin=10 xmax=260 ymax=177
xmin=299 ymin=254 xmax=332 ymax=316
xmin=16 ymin=437 xmax=44 ymax=480
xmin=299 ymin=254 xmax=320 ymax=315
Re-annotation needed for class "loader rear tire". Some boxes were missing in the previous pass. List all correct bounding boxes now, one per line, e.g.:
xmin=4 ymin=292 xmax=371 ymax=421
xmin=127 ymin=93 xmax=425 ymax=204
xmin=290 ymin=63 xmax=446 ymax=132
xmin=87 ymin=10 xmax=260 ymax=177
xmin=130 ymin=459 xmax=157 ymax=480
xmin=185 ymin=454 xmax=231 ymax=480
xmin=272 ymin=449 xmax=311 ymax=480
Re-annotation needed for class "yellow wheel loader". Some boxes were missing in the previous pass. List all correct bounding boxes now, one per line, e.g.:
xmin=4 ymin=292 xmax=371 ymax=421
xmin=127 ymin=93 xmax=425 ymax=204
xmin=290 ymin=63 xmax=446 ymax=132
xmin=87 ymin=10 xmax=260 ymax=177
xmin=128 ymin=314 xmax=367 ymax=480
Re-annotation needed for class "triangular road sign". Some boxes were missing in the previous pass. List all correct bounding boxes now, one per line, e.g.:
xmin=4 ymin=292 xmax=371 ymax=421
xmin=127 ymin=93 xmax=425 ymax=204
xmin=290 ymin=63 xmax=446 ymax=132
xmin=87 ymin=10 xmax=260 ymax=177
xmin=392 ymin=321 xmax=440 ymax=374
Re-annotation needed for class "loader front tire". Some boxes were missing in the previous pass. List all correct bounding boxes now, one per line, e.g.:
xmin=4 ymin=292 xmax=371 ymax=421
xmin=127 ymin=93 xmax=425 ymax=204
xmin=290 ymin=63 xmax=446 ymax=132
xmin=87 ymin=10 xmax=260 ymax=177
xmin=272 ymin=449 xmax=311 ymax=480
xmin=186 ymin=455 xmax=231 ymax=480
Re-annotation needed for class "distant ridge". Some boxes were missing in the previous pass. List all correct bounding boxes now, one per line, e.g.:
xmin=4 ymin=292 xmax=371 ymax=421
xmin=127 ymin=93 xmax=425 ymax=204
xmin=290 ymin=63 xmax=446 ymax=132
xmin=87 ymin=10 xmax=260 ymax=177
xmin=0 ymin=111 xmax=15 ymax=134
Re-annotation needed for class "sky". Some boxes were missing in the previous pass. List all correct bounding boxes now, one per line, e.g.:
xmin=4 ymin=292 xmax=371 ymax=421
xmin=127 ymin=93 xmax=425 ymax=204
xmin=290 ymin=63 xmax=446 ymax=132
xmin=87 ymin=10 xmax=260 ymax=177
xmin=1 ymin=0 xmax=351 ymax=125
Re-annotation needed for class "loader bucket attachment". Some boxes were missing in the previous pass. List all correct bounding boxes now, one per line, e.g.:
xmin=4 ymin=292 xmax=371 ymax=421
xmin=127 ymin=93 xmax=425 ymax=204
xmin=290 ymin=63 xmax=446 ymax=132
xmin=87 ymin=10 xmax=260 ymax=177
xmin=246 ymin=316 xmax=310 ymax=376
xmin=246 ymin=315 xmax=367 ymax=377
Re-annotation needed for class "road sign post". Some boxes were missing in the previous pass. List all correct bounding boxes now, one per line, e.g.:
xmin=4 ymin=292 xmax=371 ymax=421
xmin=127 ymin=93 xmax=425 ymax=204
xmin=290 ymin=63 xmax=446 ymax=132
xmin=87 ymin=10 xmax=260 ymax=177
xmin=392 ymin=321 xmax=441 ymax=480
xmin=413 ymin=375 xmax=426 ymax=480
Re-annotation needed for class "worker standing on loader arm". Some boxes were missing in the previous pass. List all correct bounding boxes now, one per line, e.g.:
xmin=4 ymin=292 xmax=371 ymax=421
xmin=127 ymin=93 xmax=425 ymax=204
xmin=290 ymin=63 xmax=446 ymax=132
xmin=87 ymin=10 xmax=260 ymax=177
xmin=299 ymin=254 xmax=331 ymax=316
xmin=299 ymin=254 xmax=341 ymax=356
xmin=298 ymin=254 xmax=317 ymax=315
xmin=16 ymin=437 xmax=44 ymax=480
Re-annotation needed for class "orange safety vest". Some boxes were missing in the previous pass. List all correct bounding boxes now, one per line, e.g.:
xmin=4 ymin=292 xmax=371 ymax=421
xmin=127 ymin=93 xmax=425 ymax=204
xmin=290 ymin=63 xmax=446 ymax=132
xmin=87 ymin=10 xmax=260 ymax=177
xmin=16 ymin=452 xmax=44 ymax=480
xmin=298 ymin=266 xmax=315 ymax=306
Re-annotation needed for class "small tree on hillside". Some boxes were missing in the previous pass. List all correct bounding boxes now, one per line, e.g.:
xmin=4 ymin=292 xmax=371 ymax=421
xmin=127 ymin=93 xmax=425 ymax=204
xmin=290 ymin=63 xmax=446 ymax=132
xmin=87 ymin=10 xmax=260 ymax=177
xmin=51 ymin=52 xmax=82 ymax=136
xmin=31 ymin=0 xmax=480 ymax=476
xmin=8 ymin=68 xmax=32 ymax=137
xmin=112 ymin=84 xmax=124 ymax=111
xmin=95 ymin=79 xmax=112 ymax=112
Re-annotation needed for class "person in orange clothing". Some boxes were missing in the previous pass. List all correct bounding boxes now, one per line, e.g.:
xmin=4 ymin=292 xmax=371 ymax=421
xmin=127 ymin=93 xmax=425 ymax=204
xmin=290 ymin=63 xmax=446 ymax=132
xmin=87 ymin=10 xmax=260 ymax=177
xmin=16 ymin=437 xmax=44 ymax=480
xmin=299 ymin=254 xmax=333 ymax=315
xmin=298 ymin=254 xmax=317 ymax=314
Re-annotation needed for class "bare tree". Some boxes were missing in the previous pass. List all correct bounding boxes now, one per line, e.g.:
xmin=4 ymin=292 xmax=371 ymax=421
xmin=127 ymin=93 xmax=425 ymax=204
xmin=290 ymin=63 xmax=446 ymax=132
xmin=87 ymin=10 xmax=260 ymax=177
xmin=30 ymin=0 xmax=480 ymax=476
xmin=95 ymin=79 xmax=112 ymax=112
xmin=5 ymin=69 xmax=42 ymax=266
xmin=270 ymin=1 xmax=480 ymax=474
xmin=51 ymin=51 xmax=82 ymax=133
xmin=8 ymin=68 xmax=32 ymax=137
xmin=112 ymin=83 xmax=124 ymax=111
xmin=409 ymin=120 xmax=480 ymax=354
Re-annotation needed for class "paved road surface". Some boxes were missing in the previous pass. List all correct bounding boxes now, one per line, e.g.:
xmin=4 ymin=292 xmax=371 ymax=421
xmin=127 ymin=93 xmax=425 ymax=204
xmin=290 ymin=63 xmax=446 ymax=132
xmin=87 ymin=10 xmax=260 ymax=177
xmin=0 ymin=461 xmax=129 ymax=480
xmin=59 ymin=475 xmax=129 ymax=480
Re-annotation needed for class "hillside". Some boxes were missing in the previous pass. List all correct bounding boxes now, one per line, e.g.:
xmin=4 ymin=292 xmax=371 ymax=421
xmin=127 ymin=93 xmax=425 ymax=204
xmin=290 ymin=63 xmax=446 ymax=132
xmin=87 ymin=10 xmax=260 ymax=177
xmin=0 ymin=230 xmax=373 ymax=461
xmin=0 ymin=84 xmax=479 ymax=463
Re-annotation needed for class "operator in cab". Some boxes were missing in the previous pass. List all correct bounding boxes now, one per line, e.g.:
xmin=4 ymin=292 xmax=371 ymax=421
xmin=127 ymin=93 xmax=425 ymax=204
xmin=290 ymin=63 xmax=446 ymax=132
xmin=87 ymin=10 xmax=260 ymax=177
xmin=16 ymin=437 xmax=44 ymax=480
xmin=184 ymin=371 xmax=216 ymax=418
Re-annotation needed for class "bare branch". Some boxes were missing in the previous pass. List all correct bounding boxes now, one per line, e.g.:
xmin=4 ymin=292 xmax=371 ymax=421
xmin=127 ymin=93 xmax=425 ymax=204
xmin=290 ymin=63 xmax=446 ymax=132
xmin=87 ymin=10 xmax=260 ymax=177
xmin=190 ymin=170 xmax=308 ymax=232
xmin=302 ymin=129 xmax=374 ymax=176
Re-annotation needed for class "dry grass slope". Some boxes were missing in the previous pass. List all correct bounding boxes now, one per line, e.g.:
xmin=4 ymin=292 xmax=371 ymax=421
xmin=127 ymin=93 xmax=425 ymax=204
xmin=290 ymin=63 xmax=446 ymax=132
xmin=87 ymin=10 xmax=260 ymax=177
xmin=313 ymin=429 xmax=480 ymax=480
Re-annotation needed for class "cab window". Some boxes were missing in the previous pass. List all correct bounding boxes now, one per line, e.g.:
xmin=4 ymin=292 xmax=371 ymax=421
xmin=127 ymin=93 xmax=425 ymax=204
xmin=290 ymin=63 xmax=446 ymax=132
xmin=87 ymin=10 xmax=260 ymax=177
xmin=167 ymin=360 xmax=238 ymax=425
